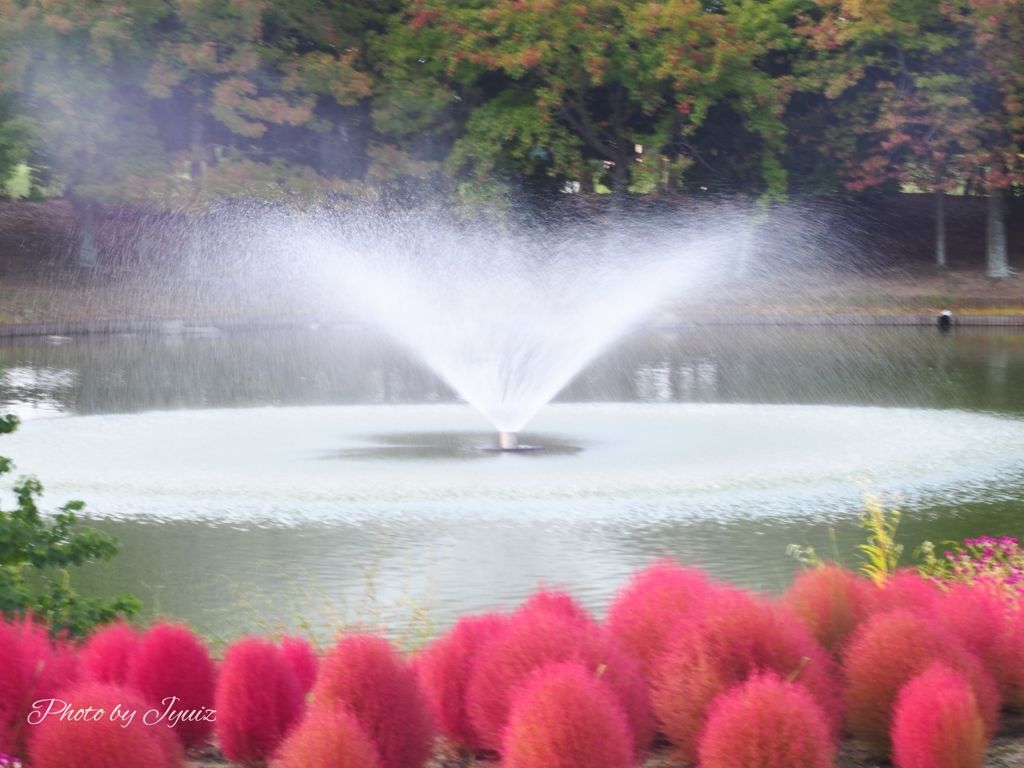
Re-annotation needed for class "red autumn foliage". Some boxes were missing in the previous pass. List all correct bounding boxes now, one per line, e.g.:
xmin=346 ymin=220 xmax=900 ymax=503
xmin=0 ymin=616 xmax=80 ymax=758
xmin=517 ymin=589 xmax=596 ymax=626
xmin=783 ymin=565 xmax=870 ymax=655
xmin=28 ymin=683 xmax=182 ymax=768
xmin=866 ymin=569 xmax=943 ymax=617
xmin=843 ymin=609 xmax=999 ymax=756
xmin=604 ymin=559 xmax=714 ymax=685
xmin=275 ymin=705 xmax=382 ymax=768
xmin=651 ymin=588 xmax=841 ymax=764
xmin=502 ymin=662 xmax=635 ymax=768
xmin=937 ymin=583 xmax=1024 ymax=705
xmin=891 ymin=664 xmax=987 ymax=768
xmin=310 ymin=634 xmax=433 ymax=768
xmin=697 ymin=673 xmax=836 ymax=768
xmin=415 ymin=611 xmax=508 ymax=750
xmin=465 ymin=606 xmax=653 ymax=756
xmin=280 ymin=636 xmax=319 ymax=697
xmin=214 ymin=637 xmax=304 ymax=765
xmin=81 ymin=623 xmax=140 ymax=686
xmin=126 ymin=623 xmax=217 ymax=750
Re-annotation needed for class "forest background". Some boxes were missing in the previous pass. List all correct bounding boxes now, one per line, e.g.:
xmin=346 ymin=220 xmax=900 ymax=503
xmin=0 ymin=0 xmax=1021 ymax=276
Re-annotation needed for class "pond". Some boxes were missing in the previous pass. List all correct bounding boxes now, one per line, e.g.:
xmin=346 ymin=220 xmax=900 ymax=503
xmin=1 ymin=324 xmax=1023 ymax=642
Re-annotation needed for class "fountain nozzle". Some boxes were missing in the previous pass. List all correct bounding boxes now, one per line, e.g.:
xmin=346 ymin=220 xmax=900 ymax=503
xmin=478 ymin=431 xmax=541 ymax=452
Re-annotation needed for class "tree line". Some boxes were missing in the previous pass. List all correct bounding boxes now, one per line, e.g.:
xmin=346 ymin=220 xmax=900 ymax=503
xmin=0 ymin=0 xmax=1020 ymax=268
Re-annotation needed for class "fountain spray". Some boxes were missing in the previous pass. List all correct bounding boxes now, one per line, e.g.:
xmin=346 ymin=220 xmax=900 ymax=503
xmin=291 ymin=206 xmax=739 ymax=444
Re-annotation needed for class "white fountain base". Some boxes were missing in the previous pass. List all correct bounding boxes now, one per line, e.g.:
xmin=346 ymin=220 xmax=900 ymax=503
xmin=4 ymin=403 xmax=1024 ymax=524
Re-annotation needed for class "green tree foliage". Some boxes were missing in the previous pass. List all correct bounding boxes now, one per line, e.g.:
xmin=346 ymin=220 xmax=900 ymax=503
xmin=0 ymin=0 xmax=171 ymax=203
xmin=378 ymin=0 xmax=798 ymax=201
xmin=0 ymin=95 xmax=32 ymax=195
xmin=0 ymin=0 xmax=1019 ymax=210
xmin=794 ymin=0 xmax=1023 ymax=194
xmin=136 ymin=0 xmax=414 ymax=204
xmin=0 ymin=413 xmax=141 ymax=637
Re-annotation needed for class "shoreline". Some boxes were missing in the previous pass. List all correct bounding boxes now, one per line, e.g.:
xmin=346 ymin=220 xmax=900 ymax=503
xmin=0 ymin=311 xmax=1022 ymax=341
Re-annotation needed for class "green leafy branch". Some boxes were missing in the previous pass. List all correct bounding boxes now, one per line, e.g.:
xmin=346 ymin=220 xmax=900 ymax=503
xmin=0 ymin=413 xmax=140 ymax=637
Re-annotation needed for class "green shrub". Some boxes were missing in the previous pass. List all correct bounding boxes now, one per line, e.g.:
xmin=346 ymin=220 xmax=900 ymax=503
xmin=0 ymin=412 xmax=140 ymax=637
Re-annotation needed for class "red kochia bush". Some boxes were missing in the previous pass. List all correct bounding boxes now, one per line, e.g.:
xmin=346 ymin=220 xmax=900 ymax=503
xmin=310 ymin=634 xmax=433 ymax=768
xmin=28 ymin=683 xmax=181 ymax=768
xmin=843 ymin=609 xmax=999 ymax=756
xmin=866 ymin=570 xmax=943 ymax=617
xmin=415 ymin=611 xmax=508 ymax=750
xmin=1011 ymin=608 xmax=1024 ymax=711
xmin=13 ymin=616 xmax=81 ymax=705
xmin=502 ymin=663 xmax=635 ymax=768
xmin=604 ymin=559 xmax=713 ymax=684
xmin=214 ymin=637 xmax=304 ymax=765
xmin=0 ymin=621 xmax=28 ymax=756
xmin=275 ymin=706 xmax=382 ymax=768
xmin=126 ymin=623 xmax=216 ymax=750
xmin=517 ymin=589 xmax=596 ymax=626
xmin=466 ymin=605 xmax=653 ymax=756
xmin=783 ymin=566 xmax=869 ymax=655
xmin=0 ymin=617 xmax=80 ymax=758
xmin=81 ymin=623 xmax=139 ymax=686
xmin=651 ymin=588 xmax=840 ymax=764
xmin=280 ymin=636 xmax=319 ymax=697
xmin=891 ymin=664 xmax=987 ymax=768
xmin=937 ymin=584 xmax=1024 ymax=704
xmin=697 ymin=673 xmax=836 ymax=768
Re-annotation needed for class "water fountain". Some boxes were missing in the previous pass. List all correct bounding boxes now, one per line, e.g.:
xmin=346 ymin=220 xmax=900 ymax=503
xmin=2 ymin=204 xmax=1024 ymax=639
xmin=292 ymin=206 xmax=728 ymax=449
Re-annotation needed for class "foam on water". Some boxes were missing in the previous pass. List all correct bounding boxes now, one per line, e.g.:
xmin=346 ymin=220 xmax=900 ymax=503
xmin=7 ymin=403 xmax=1024 ymax=523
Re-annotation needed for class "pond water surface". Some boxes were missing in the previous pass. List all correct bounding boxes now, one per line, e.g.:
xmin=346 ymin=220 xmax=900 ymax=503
xmin=1 ymin=325 xmax=1022 ymax=643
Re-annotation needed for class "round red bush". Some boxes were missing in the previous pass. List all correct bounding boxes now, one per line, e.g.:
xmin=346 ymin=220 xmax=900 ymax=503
xmin=892 ymin=664 xmax=986 ymax=768
xmin=126 ymin=623 xmax=216 ymax=750
xmin=415 ymin=611 xmax=508 ymax=750
xmin=214 ymin=637 xmax=304 ymax=764
xmin=81 ymin=623 xmax=140 ymax=686
xmin=27 ymin=682 xmax=181 ymax=768
xmin=0 ymin=616 xmax=80 ymax=758
xmin=280 ymin=636 xmax=319 ymax=697
xmin=697 ymin=673 xmax=836 ymax=768
xmin=466 ymin=606 xmax=653 ymax=756
xmin=310 ymin=634 xmax=433 ymax=768
xmin=275 ymin=705 xmax=382 ymax=768
xmin=604 ymin=559 xmax=713 ymax=684
xmin=1010 ymin=607 xmax=1024 ymax=711
xmin=843 ymin=609 xmax=999 ymax=756
xmin=783 ymin=566 xmax=869 ymax=655
xmin=517 ymin=589 xmax=596 ymax=626
xmin=937 ymin=583 xmax=1024 ymax=705
xmin=651 ymin=588 xmax=841 ymax=764
xmin=502 ymin=662 xmax=635 ymax=768
xmin=866 ymin=570 xmax=943 ymax=617
xmin=0 ymin=621 xmax=28 ymax=757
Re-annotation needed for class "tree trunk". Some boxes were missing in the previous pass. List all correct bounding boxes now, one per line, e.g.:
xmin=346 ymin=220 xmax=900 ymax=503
xmin=73 ymin=198 xmax=99 ymax=268
xmin=986 ymin=190 xmax=1009 ymax=278
xmin=190 ymin=107 xmax=206 ymax=181
xmin=935 ymin=189 xmax=946 ymax=268
xmin=611 ymin=155 xmax=629 ymax=197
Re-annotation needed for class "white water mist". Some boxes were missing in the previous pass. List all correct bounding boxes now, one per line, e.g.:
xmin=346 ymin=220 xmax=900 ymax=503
xmin=297 ymin=208 xmax=744 ymax=433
